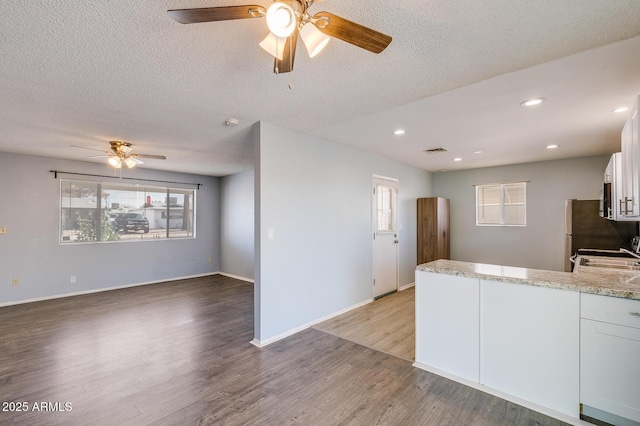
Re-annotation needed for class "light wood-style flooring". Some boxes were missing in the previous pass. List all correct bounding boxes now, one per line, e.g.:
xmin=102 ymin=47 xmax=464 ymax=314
xmin=313 ymin=287 xmax=415 ymax=361
xmin=0 ymin=276 xmax=568 ymax=425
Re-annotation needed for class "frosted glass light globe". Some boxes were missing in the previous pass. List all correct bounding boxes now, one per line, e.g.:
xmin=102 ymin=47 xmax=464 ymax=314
xmin=266 ymin=3 xmax=297 ymax=38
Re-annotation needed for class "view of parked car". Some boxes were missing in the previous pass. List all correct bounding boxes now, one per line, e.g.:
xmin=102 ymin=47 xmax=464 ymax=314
xmin=114 ymin=213 xmax=149 ymax=233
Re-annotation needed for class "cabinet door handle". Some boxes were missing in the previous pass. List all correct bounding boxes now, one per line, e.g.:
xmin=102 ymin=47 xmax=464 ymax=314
xmin=621 ymin=197 xmax=634 ymax=214
xmin=631 ymin=312 xmax=640 ymax=317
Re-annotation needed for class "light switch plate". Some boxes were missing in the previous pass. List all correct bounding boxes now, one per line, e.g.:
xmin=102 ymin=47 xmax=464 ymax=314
xmin=0 ymin=227 xmax=6 ymax=235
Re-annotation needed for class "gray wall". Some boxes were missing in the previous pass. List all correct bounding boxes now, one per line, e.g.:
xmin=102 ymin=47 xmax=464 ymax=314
xmin=254 ymin=122 xmax=433 ymax=342
xmin=433 ymin=155 xmax=612 ymax=271
xmin=0 ymin=152 xmax=221 ymax=305
xmin=220 ymin=170 xmax=254 ymax=281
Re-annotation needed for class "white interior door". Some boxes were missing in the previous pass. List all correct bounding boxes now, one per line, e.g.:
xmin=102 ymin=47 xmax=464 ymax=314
xmin=372 ymin=176 xmax=399 ymax=298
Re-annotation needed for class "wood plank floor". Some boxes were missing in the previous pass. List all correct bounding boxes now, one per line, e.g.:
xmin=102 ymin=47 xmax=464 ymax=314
xmin=313 ymin=287 xmax=415 ymax=361
xmin=0 ymin=276 xmax=569 ymax=425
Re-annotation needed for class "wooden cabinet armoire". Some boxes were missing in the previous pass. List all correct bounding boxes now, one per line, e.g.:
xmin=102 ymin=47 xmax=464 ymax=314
xmin=417 ymin=197 xmax=450 ymax=264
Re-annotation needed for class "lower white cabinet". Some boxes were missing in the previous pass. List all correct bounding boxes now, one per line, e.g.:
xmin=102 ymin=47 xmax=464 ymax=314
xmin=480 ymin=280 xmax=580 ymax=418
xmin=415 ymin=270 xmax=640 ymax=422
xmin=580 ymin=293 xmax=640 ymax=423
xmin=415 ymin=271 xmax=581 ymax=420
xmin=415 ymin=272 xmax=479 ymax=382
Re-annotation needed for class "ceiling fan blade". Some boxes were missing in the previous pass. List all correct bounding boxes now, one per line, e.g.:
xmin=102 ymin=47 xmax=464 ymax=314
xmin=312 ymin=12 xmax=392 ymax=54
xmin=132 ymin=154 xmax=167 ymax=160
xmin=273 ymin=29 xmax=298 ymax=74
xmin=167 ymin=5 xmax=266 ymax=24
xmin=86 ymin=155 xmax=110 ymax=159
xmin=129 ymin=157 xmax=144 ymax=165
xmin=71 ymin=145 xmax=110 ymax=154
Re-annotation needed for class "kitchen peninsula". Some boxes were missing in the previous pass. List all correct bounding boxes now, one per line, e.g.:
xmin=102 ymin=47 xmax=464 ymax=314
xmin=415 ymin=259 xmax=640 ymax=425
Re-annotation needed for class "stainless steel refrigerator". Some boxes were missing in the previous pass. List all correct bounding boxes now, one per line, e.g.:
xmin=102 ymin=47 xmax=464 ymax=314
xmin=564 ymin=199 xmax=638 ymax=271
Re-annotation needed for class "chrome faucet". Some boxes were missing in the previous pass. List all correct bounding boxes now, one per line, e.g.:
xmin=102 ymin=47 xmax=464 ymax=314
xmin=620 ymin=247 xmax=640 ymax=259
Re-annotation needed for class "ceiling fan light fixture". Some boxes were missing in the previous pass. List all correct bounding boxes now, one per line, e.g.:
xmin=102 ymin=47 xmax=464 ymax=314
xmin=124 ymin=157 xmax=138 ymax=168
xmin=300 ymin=22 xmax=330 ymax=58
xmin=259 ymin=32 xmax=287 ymax=60
xmin=265 ymin=2 xmax=298 ymax=38
xmin=108 ymin=156 xmax=122 ymax=168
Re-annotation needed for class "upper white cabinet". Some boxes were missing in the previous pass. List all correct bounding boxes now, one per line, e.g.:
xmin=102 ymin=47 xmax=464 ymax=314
xmin=620 ymin=96 xmax=639 ymax=217
xmin=606 ymin=153 xmax=637 ymax=221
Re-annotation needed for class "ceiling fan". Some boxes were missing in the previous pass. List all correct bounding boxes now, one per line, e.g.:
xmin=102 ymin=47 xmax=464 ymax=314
xmin=167 ymin=1 xmax=392 ymax=73
xmin=75 ymin=141 xmax=167 ymax=169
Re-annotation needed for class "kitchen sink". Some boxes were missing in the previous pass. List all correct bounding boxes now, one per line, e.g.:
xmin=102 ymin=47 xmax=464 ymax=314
xmin=578 ymin=257 xmax=640 ymax=270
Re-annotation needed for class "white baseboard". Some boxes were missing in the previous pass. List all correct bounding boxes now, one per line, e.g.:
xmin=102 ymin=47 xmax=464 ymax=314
xmin=412 ymin=362 xmax=588 ymax=426
xmin=399 ymin=282 xmax=415 ymax=291
xmin=251 ymin=298 xmax=374 ymax=348
xmin=0 ymin=272 xmax=219 ymax=308
xmin=218 ymin=272 xmax=254 ymax=283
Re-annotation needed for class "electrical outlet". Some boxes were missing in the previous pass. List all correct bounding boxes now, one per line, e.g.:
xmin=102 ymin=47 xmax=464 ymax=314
xmin=11 ymin=278 xmax=19 ymax=286
xmin=70 ymin=276 xmax=76 ymax=283
xmin=208 ymin=257 xmax=212 ymax=263
xmin=267 ymin=228 xmax=275 ymax=240
xmin=0 ymin=226 xmax=6 ymax=235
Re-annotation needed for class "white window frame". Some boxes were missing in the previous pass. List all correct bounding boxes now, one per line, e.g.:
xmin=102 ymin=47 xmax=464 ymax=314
xmin=59 ymin=179 xmax=196 ymax=244
xmin=475 ymin=181 xmax=527 ymax=227
xmin=375 ymin=182 xmax=398 ymax=234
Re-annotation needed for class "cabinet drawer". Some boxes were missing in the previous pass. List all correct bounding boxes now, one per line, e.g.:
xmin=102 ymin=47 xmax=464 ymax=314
xmin=581 ymin=293 xmax=640 ymax=328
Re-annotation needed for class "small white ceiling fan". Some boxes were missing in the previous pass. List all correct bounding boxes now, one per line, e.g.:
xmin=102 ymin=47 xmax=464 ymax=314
xmin=74 ymin=141 xmax=167 ymax=169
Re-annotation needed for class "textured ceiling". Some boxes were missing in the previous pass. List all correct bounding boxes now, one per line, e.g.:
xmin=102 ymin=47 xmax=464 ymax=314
xmin=1 ymin=1 xmax=640 ymax=176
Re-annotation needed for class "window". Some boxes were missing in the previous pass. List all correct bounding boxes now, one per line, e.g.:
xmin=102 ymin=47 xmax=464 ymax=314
xmin=476 ymin=181 xmax=526 ymax=226
xmin=375 ymin=183 xmax=397 ymax=233
xmin=60 ymin=179 xmax=195 ymax=243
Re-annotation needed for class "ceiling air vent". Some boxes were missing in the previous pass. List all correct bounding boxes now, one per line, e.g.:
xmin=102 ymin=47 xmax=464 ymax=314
xmin=423 ymin=148 xmax=448 ymax=154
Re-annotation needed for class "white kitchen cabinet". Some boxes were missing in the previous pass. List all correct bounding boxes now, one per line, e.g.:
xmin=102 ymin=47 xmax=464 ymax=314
xmin=415 ymin=271 xmax=581 ymax=419
xmin=621 ymin=96 xmax=639 ymax=217
xmin=605 ymin=154 xmax=614 ymax=184
xmin=415 ymin=272 xmax=479 ymax=382
xmin=580 ymin=293 xmax=640 ymax=423
xmin=606 ymin=153 xmax=637 ymax=221
xmin=480 ymin=280 xmax=580 ymax=418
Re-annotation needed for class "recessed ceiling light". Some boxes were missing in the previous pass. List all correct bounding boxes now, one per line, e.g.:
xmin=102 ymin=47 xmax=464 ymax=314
xmin=393 ymin=129 xmax=406 ymax=135
xmin=520 ymin=98 xmax=545 ymax=107
xmin=547 ymin=144 xmax=558 ymax=149
xmin=453 ymin=157 xmax=462 ymax=162
xmin=613 ymin=107 xmax=629 ymax=113
xmin=473 ymin=150 xmax=483 ymax=154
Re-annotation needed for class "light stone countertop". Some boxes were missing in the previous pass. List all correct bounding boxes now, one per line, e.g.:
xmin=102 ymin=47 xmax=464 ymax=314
xmin=416 ymin=259 xmax=640 ymax=301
